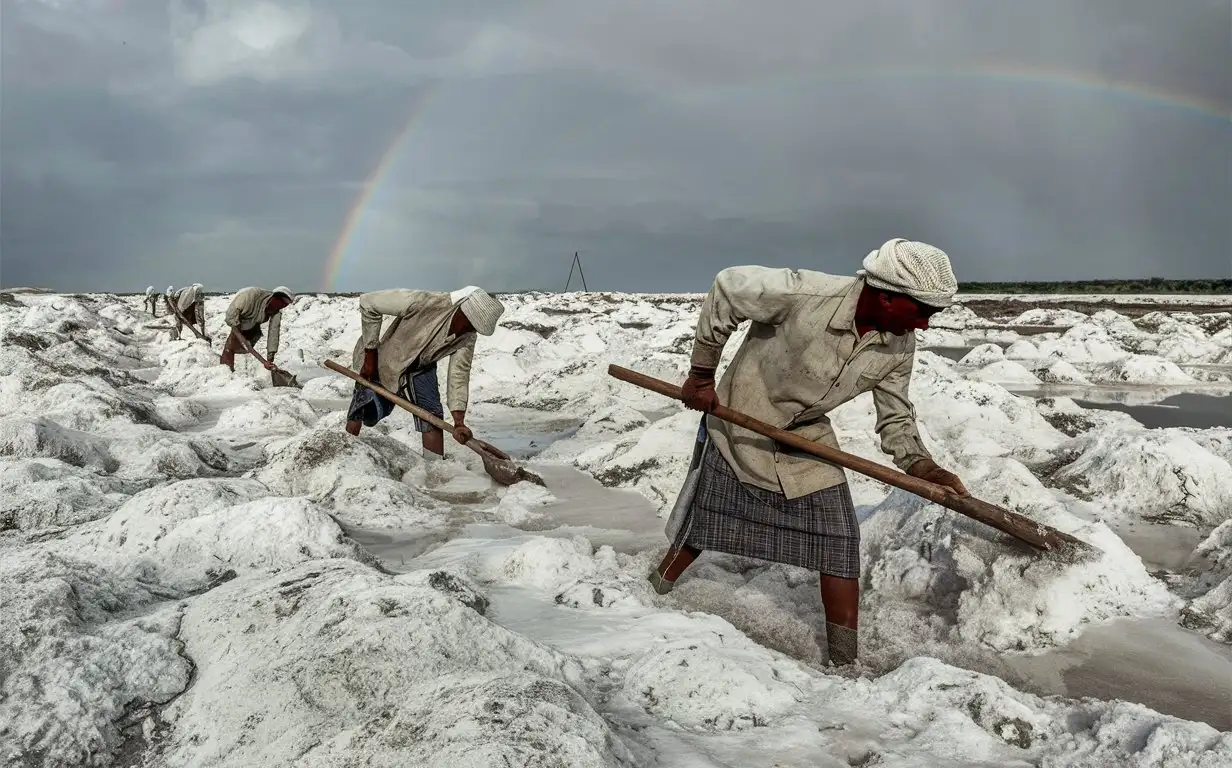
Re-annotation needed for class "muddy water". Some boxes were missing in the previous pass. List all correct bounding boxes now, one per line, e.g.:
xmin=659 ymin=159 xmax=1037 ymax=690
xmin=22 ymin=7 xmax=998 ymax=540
xmin=1071 ymin=392 xmax=1232 ymax=429
xmin=998 ymin=618 xmax=1232 ymax=731
xmin=1112 ymin=521 xmax=1207 ymax=572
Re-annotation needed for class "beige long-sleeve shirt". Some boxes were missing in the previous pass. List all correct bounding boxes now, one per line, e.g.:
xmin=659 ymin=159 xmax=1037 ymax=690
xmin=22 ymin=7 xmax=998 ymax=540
xmin=174 ymin=285 xmax=205 ymax=326
xmin=692 ymin=266 xmax=933 ymax=499
xmin=352 ymin=289 xmax=476 ymax=413
xmin=224 ymin=287 xmax=282 ymax=358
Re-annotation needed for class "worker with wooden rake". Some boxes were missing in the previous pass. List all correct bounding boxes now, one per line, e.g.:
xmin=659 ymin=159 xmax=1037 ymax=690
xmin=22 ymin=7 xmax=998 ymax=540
xmin=168 ymin=283 xmax=208 ymax=342
xmin=344 ymin=286 xmax=505 ymax=460
xmin=650 ymin=238 xmax=970 ymax=668
xmin=219 ymin=286 xmax=295 ymax=373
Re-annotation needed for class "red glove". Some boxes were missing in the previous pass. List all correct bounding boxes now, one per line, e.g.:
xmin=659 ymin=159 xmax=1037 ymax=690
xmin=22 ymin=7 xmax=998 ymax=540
xmin=681 ymin=365 xmax=719 ymax=412
xmin=909 ymin=458 xmax=970 ymax=496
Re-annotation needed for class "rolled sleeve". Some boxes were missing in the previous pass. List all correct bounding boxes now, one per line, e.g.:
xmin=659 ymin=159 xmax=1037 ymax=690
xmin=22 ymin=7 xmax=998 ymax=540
xmin=266 ymin=312 xmax=282 ymax=358
xmin=691 ymin=266 xmax=802 ymax=369
xmin=872 ymin=355 xmax=933 ymax=471
xmin=446 ymin=336 xmax=475 ymax=412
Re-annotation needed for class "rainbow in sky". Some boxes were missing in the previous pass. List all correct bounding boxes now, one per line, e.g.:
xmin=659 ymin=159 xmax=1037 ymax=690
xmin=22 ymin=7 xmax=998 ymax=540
xmin=319 ymin=63 xmax=1230 ymax=293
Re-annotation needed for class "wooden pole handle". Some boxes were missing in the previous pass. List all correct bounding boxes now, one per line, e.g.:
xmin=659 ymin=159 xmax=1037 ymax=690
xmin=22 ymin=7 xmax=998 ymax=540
xmin=322 ymin=359 xmax=512 ymax=462
xmin=607 ymin=364 xmax=1091 ymax=554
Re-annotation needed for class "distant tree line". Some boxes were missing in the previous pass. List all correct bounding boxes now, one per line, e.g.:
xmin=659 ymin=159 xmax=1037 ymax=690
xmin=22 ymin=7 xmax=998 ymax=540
xmin=957 ymin=278 xmax=1232 ymax=294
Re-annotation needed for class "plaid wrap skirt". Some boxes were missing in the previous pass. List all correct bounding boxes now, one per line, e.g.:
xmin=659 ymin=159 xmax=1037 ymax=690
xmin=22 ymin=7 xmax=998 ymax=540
xmin=670 ymin=418 xmax=861 ymax=579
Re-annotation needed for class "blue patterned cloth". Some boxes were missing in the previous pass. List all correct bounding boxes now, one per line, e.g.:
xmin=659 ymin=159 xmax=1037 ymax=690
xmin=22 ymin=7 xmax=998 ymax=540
xmin=347 ymin=362 xmax=443 ymax=432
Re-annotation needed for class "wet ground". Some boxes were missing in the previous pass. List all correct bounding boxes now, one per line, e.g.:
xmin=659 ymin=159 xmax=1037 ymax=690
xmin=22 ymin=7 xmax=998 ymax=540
xmin=998 ymin=618 xmax=1232 ymax=731
xmin=1071 ymin=392 xmax=1232 ymax=429
xmin=347 ymin=414 xmax=1232 ymax=733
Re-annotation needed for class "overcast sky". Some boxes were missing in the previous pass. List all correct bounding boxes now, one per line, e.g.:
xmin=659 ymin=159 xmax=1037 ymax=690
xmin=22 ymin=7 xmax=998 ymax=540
xmin=2 ymin=0 xmax=1229 ymax=293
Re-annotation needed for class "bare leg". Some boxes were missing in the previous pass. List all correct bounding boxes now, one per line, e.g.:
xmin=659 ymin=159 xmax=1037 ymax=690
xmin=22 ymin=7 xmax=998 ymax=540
xmin=219 ymin=329 xmax=237 ymax=371
xmin=649 ymin=544 xmax=702 ymax=594
xmin=422 ymin=426 xmax=445 ymax=457
xmin=820 ymin=575 xmax=860 ymax=665
xmin=345 ymin=419 xmax=362 ymax=436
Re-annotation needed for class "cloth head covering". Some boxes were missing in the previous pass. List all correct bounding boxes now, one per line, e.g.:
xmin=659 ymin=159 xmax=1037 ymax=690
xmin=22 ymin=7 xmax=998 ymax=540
xmin=857 ymin=238 xmax=958 ymax=308
xmin=455 ymin=286 xmax=504 ymax=336
xmin=272 ymin=286 xmax=296 ymax=303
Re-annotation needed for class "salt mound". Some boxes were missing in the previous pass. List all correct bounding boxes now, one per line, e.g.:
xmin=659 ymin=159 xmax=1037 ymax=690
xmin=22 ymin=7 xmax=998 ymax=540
xmin=1008 ymin=308 xmax=1089 ymax=326
xmin=1151 ymin=320 xmax=1226 ymax=365
xmin=968 ymin=360 xmax=1040 ymax=385
xmin=1004 ymin=340 xmax=1039 ymax=360
xmin=156 ymin=366 xmax=264 ymax=397
xmin=537 ymin=404 xmax=651 ymax=459
xmin=211 ymin=391 xmax=320 ymax=435
xmin=840 ymin=657 xmax=1231 ymax=766
xmin=304 ymin=672 xmax=637 ymax=767
xmin=64 ymin=481 xmax=364 ymax=594
xmin=300 ymin=373 xmax=356 ymax=399
xmin=157 ymin=559 xmax=631 ymax=766
xmin=1037 ymin=325 xmax=1129 ymax=365
xmin=0 ymin=459 xmax=123 ymax=531
xmin=18 ymin=380 xmax=173 ymax=433
xmin=109 ymin=432 xmax=236 ymax=481
xmin=1089 ymin=354 xmax=1195 ymax=385
xmin=861 ymin=459 xmax=1168 ymax=657
xmin=254 ymin=426 xmax=417 ymax=498
xmin=0 ymin=416 xmax=118 ymax=471
xmin=1181 ymin=521 xmax=1232 ymax=644
xmin=1184 ymin=427 xmax=1232 ymax=466
xmin=620 ymin=640 xmax=813 ymax=731
xmin=1033 ymin=359 xmax=1090 ymax=384
xmin=321 ymin=474 xmax=449 ymax=530
xmin=958 ymin=343 xmax=1005 ymax=367
xmin=566 ymin=409 xmax=700 ymax=512
xmin=495 ymin=481 xmax=558 ymax=526
xmin=917 ymin=329 xmax=966 ymax=347
xmin=910 ymin=358 xmax=1068 ymax=462
xmin=492 ymin=536 xmax=621 ymax=592
xmin=930 ymin=305 xmax=989 ymax=330
xmin=1047 ymin=430 xmax=1232 ymax=527
xmin=125 ymin=497 xmax=363 ymax=590
xmin=0 ymin=549 xmax=192 ymax=767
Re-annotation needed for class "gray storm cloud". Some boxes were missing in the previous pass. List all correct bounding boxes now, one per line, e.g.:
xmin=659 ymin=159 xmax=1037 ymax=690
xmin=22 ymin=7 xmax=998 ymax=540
xmin=1 ymin=0 xmax=1228 ymax=292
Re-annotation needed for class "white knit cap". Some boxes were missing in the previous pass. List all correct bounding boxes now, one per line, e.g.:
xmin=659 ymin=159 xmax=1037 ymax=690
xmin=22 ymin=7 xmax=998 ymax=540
xmin=457 ymin=287 xmax=504 ymax=336
xmin=857 ymin=238 xmax=958 ymax=308
xmin=272 ymin=286 xmax=296 ymax=303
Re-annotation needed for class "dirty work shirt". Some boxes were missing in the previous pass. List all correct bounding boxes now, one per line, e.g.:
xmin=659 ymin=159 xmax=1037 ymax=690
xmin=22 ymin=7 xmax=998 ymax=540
xmin=691 ymin=267 xmax=934 ymax=499
xmin=224 ymin=287 xmax=283 ymax=359
xmin=352 ymin=289 xmax=476 ymax=414
xmin=173 ymin=286 xmax=205 ymax=327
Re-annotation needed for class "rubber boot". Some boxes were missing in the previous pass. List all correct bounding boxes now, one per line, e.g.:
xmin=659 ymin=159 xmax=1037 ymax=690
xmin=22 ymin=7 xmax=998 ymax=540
xmin=826 ymin=622 xmax=858 ymax=667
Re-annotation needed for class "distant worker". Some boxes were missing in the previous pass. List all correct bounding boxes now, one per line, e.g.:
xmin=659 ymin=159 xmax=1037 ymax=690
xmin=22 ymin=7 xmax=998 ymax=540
xmin=344 ymin=286 xmax=505 ymax=459
xmin=144 ymin=286 xmax=159 ymax=316
xmin=168 ymin=283 xmax=209 ymax=342
xmin=219 ymin=286 xmax=295 ymax=373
